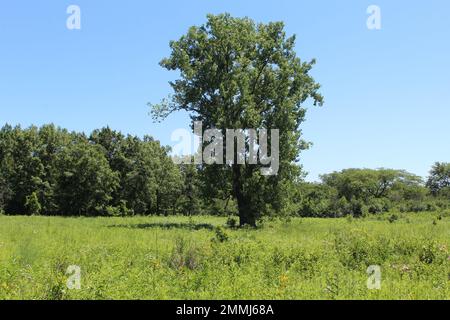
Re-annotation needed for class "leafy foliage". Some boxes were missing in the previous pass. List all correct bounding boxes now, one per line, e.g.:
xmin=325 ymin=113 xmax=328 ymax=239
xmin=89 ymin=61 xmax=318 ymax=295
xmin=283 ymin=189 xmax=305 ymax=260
xmin=427 ymin=162 xmax=450 ymax=196
xmin=25 ymin=192 xmax=41 ymax=216
xmin=0 ymin=124 xmax=448 ymax=219
xmin=150 ymin=13 xmax=323 ymax=226
xmin=0 ymin=124 xmax=183 ymax=216
xmin=291 ymin=168 xmax=448 ymax=218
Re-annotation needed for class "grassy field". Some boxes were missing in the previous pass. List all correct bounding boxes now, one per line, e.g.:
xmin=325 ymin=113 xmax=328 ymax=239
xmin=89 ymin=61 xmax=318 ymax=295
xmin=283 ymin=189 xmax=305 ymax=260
xmin=0 ymin=213 xmax=449 ymax=300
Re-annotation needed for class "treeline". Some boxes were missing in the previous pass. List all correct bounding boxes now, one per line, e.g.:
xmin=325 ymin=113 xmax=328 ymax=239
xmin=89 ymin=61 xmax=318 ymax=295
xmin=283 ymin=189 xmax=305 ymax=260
xmin=0 ymin=124 xmax=449 ymax=217
xmin=292 ymin=166 xmax=450 ymax=218
xmin=0 ymin=124 xmax=192 ymax=216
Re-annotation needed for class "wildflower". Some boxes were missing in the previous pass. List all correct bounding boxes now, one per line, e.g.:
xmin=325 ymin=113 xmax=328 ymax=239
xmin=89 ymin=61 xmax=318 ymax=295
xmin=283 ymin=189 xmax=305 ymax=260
xmin=438 ymin=244 xmax=448 ymax=254
xmin=400 ymin=265 xmax=411 ymax=273
xmin=279 ymin=274 xmax=289 ymax=288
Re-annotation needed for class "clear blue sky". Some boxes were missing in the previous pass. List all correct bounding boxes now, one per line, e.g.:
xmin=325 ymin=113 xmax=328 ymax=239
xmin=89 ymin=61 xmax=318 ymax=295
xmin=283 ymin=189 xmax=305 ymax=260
xmin=1 ymin=0 xmax=449 ymax=181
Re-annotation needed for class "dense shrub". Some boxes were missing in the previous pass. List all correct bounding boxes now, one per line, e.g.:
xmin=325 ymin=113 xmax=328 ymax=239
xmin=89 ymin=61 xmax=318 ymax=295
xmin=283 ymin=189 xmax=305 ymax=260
xmin=25 ymin=192 xmax=41 ymax=216
xmin=296 ymin=183 xmax=339 ymax=217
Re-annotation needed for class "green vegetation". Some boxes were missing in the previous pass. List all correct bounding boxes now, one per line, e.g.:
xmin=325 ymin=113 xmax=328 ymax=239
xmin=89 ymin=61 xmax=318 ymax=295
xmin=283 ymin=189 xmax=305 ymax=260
xmin=1 ymin=14 xmax=448 ymax=227
xmin=150 ymin=13 xmax=323 ymax=226
xmin=0 ymin=124 xmax=187 ymax=217
xmin=294 ymin=168 xmax=450 ymax=218
xmin=0 ymin=213 xmax=449 ymax=300
xmin=0 ymin=13 xmax=449 ymax=301
xmin=1 ymin=124 xmax=449 ymax=222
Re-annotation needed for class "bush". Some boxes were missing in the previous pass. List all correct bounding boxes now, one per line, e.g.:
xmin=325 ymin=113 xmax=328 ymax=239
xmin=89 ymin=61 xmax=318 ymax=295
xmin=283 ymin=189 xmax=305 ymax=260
xmin=350 ymin=199 xmax=368 ymax=217
xmin=169 ymin=237 xmax=203 ymax=270
xmin=388 ymin=214 xmax=399 ymax=223
xmin=334 ymin=197 xmax=352 ymax=217
xmin=396 ymin=200 xmax=447 ymax=213
xmin=212 ymin=226 xmax=229 ymax=243
xmin=367 ymin=198 xmax=385 ymax=214
xmin=426 ymin=202 xmax=438 ymax=212
xmin=296 ymin=183 xmax=338 ymax=217
xmin=226 ymin=216 xmax=238 ymax=229
xmin=25 ymin=192 xmax=41 ymax=216
xmin=417 ymin=241 xmax=448 ymax=265
xmin=435 ymin=200 xmax=449 ymax=210
xmin=105 ymin=200 xmax=134 ymax=217
xmin=440 ymin=209 xmax=450 ymax=217
xmin=333 ymin=230 xmax=369 ymax=269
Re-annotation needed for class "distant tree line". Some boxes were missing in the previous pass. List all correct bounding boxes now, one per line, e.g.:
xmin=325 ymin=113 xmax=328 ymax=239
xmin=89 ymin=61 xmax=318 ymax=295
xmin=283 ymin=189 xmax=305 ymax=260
xmin=292 ymin=166 xmax=450 ymax=218
xmin=0 ymin=124 xmax=449 ymax=218
xmin=0 ymin=124 xmax=191 ymax=216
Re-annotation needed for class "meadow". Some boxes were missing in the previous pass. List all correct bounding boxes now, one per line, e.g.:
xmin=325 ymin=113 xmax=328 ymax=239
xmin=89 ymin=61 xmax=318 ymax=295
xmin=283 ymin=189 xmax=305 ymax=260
xmin=0 ymin=213 xmax=449 ymax=300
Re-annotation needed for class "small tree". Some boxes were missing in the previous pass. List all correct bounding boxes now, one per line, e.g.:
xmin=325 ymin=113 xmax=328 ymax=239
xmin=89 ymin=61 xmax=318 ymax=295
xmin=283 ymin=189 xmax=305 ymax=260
xmin=25 ymin=192 xmax=41 ymax=216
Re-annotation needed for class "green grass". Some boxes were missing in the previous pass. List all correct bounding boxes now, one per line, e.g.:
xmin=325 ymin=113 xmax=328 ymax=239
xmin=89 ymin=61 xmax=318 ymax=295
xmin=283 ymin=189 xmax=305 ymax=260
xmin=0 ymin=213 xmax=449 ymax=300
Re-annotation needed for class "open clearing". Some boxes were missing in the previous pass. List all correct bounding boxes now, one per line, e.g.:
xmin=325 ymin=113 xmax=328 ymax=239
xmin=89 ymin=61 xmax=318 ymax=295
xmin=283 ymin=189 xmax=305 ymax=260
xmin=0 ymin=214 xmax=449 ymax=300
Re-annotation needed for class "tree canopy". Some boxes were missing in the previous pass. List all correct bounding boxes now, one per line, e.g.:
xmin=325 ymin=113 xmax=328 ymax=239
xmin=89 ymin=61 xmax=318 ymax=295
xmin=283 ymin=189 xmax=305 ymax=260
xmin=150 ymin=13 xmax=323 ymax=226
xmin=0 ymin=124 xmax=447 ymax=219
xmin=321 ymin=168 xmax=423 ymax=202
xmin=0 ymin=124 xmax=184 ymax=216
xmin=426 ymin=162 xmax=450 ymax=197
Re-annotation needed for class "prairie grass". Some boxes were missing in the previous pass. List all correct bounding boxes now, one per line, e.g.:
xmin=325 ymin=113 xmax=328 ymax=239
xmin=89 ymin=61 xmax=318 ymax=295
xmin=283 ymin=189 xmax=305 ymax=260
xmin=0 ymin=213 xmax=449 ymax=300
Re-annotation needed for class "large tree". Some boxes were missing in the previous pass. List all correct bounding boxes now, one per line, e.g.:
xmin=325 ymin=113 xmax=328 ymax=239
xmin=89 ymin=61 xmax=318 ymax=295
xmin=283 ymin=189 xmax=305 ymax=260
xmin=150 ymin=14 xmax=323 ymax=226
xmin=427 ymin=162 xmax=450 ymax=196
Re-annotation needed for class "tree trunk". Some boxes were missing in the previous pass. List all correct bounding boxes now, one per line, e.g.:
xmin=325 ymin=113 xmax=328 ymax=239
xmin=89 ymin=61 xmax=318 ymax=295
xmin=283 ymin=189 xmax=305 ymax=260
xmin=156 ymin=190 xmax=161 ymax=215
xmin=232 ymin=165 xmax=256 ymax=227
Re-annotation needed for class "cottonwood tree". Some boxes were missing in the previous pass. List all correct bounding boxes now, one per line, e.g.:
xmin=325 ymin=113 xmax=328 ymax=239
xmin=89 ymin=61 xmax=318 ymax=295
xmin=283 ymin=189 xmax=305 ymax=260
xmin=150 ymin=14 xmax=323 ymax=226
